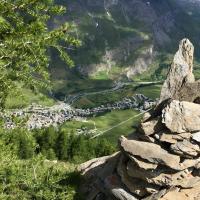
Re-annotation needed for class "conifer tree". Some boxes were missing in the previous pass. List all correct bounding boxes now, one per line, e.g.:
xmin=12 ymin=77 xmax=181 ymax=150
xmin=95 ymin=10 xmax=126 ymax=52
xmin=0 ymin=0 xmax=79 ymax=108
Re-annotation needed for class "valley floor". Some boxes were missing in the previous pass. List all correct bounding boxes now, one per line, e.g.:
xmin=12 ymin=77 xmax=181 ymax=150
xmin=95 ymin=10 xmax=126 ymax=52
xmin=0 ymin=82 xmax=162 ymax=200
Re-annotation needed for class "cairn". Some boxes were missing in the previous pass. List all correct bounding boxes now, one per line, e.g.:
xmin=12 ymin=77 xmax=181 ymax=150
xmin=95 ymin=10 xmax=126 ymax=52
xmin=78 ymin=38 xmax=200 ymax=200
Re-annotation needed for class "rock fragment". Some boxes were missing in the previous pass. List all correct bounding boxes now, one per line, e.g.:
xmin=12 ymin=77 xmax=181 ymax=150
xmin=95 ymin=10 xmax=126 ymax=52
xmin=192 ymin=132 xmax=200 ymax=143
xmin=120 ymin=136 xmax=180 ymax=169
xmin=140 ymin=117 xmax=164 ymax=136
xmin=170 ymin=140 xmax=200 ymax=158
xmin=156 ymin=131 xmax=191 ymax=144
xmin=162 ymin=100 xmax=200 ymax=133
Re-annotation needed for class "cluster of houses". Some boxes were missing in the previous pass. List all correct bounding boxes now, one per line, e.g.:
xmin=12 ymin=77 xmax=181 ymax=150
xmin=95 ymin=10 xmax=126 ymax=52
xmin=3 ymin=94 xmax=156 ymax=130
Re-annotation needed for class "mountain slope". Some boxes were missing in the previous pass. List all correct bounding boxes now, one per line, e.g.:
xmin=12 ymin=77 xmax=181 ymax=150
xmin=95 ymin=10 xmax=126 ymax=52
xmin=50 ymin=0 xmax=200 ymax=82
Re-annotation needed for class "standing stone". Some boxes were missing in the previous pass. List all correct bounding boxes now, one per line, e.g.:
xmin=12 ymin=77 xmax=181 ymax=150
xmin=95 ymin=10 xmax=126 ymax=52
xmin=160 ymin=38 xmax=194 ymax=103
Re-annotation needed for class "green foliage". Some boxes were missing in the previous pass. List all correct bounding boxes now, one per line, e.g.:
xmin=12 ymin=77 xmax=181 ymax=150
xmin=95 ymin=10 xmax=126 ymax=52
xmin=60 ymin=109 xmax=141 ymax=145
xmin=0 ymin=147 xmax=82 ymax=199
xmin=5 ymin=86 xmax=55 ymax=109
xmin=3 ymin=128 xmax=35 ymax=159
xmin=0 ymin=125 xmax=116 ymax=199
xmin=34 ymin=127 xmax=115 ymax=163
xmin=0 ymin=0 xmax=80 ymax=108
xmin=1 ymin=126 xmax=115 ymax=164
xmin=135 ymin=84 xmax=162 ymax=100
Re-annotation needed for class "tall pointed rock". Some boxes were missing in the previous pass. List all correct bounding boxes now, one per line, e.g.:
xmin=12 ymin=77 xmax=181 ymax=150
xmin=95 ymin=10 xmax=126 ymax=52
xmin=160 ymin=38 xmax=194 ymax=102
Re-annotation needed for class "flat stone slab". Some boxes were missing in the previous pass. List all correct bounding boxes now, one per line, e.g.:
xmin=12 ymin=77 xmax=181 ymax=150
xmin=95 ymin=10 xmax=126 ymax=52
xmin=127 ymin=160 xmax=200 ymax=188
xmin=160 ymin=184 xmax=200 ymax=200
xmin=170 ymin=140 xmax=200 ymax=158
xmin=155 ymin=131 xmax=191 ymax=144
xmin=78 ymin=152 xmax=120 ymax=178
xmin=120 ymin=136 xmax=180 ymax=170
xmin=128 ymin=155 xmax=158 ymax=170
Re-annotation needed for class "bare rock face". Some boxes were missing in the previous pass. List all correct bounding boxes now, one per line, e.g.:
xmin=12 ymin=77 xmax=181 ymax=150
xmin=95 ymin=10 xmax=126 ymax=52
xmin=178 ymin=81 xmax=200 ymax=102
xmin=160 ymin=38 xmax=194 ymax=102
xmin=162 ymin=100 xmax=200 ymax=133
xmin=79 ymin=38 xmax=200 ymax=200
xmin=192 ymin=132 xmax=200 ymax=143
xmin=140 ymin=117 xmax=164 ymax=136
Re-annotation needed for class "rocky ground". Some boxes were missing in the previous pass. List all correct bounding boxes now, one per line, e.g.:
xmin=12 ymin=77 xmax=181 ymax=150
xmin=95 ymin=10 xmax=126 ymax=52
xmin=2 ymin=94 xmax=155 ymax=130
xmin=78 ymin=38 xmax=200 ymax=199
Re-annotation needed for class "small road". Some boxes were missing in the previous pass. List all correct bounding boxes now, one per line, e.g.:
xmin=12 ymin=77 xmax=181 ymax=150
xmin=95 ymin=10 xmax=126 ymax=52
xmin=65 ymin=81 xmax=162 ymax=105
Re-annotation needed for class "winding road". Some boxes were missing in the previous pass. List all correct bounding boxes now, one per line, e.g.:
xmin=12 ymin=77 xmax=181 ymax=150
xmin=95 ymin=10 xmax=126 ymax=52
xmin=65 ymin=81 xmax=162 ymax=105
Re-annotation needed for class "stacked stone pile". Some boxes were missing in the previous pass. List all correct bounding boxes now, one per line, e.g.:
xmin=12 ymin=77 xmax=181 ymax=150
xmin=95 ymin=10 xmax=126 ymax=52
xmin=78 ymin=38 xmax=200 ymax=199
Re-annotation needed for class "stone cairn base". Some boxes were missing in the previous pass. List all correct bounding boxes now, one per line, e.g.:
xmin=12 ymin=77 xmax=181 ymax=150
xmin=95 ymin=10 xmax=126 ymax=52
xmin=78 ymin=38 xmax=200 ymax=200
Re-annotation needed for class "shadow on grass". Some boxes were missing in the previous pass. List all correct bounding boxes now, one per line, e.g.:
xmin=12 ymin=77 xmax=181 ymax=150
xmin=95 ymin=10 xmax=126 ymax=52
xmin=59 ymin=171 xmax=85 ymax=200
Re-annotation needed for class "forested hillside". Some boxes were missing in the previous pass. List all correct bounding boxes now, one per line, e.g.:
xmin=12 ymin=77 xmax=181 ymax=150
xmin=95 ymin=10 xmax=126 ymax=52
xmin=51 ymin=0 xmax=200 ymax=82
xmin=46 ymin=0 xmax=200 ymax=102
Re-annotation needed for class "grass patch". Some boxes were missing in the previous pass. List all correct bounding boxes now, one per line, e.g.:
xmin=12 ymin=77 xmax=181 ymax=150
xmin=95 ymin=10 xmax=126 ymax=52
xmin=73 ymin=82 xmax=161 ymax=108
xmin=52 ymin=76 xmax=114 ymax=100
xmin=61 ymin=109 xmax=141 ymax=145
xmin=5 ymin=88 xmax=55 ymax=109
xmin=135 ymin=84 xmax=162 ymax=100
xmin=93 ymin=70 xmax=110 ymax=80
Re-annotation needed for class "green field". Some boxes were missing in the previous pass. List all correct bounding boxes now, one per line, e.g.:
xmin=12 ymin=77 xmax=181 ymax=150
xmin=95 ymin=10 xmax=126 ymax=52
xmin=5 ymin=88 xmax=55 ymax=109
xmin=135 ymin=84 xmax=162 ymax=99
xmin=73 ymin=82 xmax=162 ymax=108
xmin=61 ymin=109 xmax=141 ymax=145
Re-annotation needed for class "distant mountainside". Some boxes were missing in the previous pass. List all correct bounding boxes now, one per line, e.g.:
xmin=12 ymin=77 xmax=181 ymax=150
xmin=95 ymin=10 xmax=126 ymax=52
xmin=51 ymin=0 xmax=200 ymax=82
